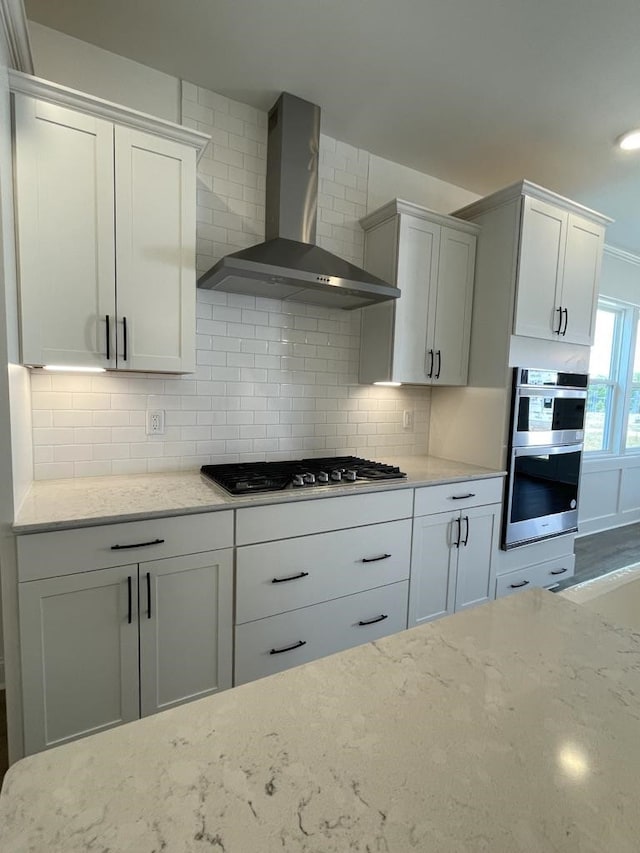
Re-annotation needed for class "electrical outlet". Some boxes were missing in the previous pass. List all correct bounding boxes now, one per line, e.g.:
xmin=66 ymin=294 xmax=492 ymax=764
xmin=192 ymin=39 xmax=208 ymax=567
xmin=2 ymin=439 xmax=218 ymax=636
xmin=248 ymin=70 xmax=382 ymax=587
xmin=146 ymin=410 xmax=165 ymax=435
xmin=403 ymin=410 xmax=414 ymax=430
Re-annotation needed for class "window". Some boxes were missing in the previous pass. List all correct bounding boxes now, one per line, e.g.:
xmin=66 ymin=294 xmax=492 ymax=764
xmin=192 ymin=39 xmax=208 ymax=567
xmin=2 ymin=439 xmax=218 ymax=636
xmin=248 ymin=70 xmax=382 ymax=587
xmin=585 ymin=304 xmax=622 ymax=452
xmin=625 ymin=317 xmax=640 ymax=450
xmin=586 ymin=298 xmax=640 ymax=455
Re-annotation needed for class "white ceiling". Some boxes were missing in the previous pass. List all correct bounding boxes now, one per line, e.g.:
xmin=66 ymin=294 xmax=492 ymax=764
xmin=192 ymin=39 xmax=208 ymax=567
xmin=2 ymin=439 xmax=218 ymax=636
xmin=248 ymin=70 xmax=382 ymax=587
xmin=24 ymin=0 xmax=640 ymax=254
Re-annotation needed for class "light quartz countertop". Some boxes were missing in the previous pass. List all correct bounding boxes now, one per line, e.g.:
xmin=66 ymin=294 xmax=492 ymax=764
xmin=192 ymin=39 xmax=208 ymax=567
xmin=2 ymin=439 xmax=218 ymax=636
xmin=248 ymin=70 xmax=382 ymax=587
xmin=2 ymin=589 xmax=639 ymax=851
xmin=13 ymin=455 xmax=504 ymax=533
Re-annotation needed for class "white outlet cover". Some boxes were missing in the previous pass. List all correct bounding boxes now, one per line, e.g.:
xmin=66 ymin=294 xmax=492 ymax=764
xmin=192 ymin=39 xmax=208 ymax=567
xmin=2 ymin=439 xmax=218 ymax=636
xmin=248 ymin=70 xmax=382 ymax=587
xmin=146 ymin=409 xmax=165 ymax=435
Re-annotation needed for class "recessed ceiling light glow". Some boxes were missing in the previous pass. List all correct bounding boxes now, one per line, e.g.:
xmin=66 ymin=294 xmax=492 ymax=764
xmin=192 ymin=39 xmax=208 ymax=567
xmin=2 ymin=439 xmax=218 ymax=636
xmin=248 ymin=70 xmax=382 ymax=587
xmin=618 ymin=129 xmax=640 ymax=151
xmin=43 ymin=365 xmax=106 ymax=373
xmin=374 ymin=381 xmax=402 ymax=387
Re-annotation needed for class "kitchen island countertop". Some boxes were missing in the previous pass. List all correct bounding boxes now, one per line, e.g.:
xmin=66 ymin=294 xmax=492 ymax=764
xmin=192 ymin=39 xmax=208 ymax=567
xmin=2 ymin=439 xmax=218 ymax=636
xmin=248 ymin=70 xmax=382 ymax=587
xmin=1 ymin=588 xmax=639 ymax=851
xmin=13 ymin=454 xmax=504 ymax=533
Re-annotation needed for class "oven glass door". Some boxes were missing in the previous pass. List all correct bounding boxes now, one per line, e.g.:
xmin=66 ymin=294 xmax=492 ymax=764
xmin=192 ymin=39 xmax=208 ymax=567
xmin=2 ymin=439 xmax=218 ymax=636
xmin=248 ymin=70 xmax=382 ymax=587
xmin=514 ymin=389 xmax=586 ymax=446
xmin=504 ymin=444 xmax=582 ymax=548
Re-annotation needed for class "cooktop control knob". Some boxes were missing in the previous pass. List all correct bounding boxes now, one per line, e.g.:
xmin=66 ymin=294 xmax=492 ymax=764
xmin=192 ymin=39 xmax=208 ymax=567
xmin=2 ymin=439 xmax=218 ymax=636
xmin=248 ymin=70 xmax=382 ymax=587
xmin=303 ymin=472 xmax=316 ymax=484
xmin=345 ymin=470 xmax=358 ymax=481
xmin=317 ymin=471 xmax=329 ymax=483
xmin=330 ymin=470 xmax=342 ymax=482
xmin=292 ymin=474 xmax=305 ymax=487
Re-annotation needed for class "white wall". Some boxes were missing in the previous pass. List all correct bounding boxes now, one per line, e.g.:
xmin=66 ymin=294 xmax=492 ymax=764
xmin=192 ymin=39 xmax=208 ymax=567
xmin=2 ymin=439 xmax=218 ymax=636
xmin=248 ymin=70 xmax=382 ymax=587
xmin=367 ymin=154 xmax=478 ymax=215
xmin=578 ymin=246 xmax=640 ymax=535
xmin=28 ymin=21 xmax=180 ymax=122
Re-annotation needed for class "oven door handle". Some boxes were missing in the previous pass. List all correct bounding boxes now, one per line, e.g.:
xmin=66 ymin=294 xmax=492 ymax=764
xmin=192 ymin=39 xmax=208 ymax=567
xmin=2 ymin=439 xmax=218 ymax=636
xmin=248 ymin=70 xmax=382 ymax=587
xmin=512 ymin=442 xmax=583 ymax=459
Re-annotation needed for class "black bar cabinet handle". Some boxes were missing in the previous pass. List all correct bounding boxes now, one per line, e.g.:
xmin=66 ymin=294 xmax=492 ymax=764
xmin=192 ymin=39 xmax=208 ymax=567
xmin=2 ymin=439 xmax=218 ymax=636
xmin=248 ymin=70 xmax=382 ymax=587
xmin=561 ymin=307 xmax=568 ymax=336
xmin=358 ymin=614 xmax=389 ymax=626
xmin=127 ymin=576 xmax=132 ymax=624
xmin=510 ymin=579 xmax=530 ymax=589
xmin=427 ymin=349 xmax=434 ymax=378
xmin=462 ymin=516 xmax=469 ymax=546
xmin=454 ymin=516 xmax=461 ymax=548
xmin=451 ymin=493 xmax=476 ymax=500
xmin=146 ymin=572 xmax=152 ymax=619
xmin=555 ymin=306 xmax=563 ymax=334
xmin=361 ymin=553 xmax=391 ymax=563
xmin=105 ymin=314 xmax=110 ymax=360
xmin=550 ymin=568 xmax=568 ymax=576
xmin=270 ymin=640 xmax=306 ymax=655
xmin=271 ymin=571 xmax=309 ymax=584
xmin=123 ymin=316 xmax=128 ymax=361
xmin=435 ymin=349 xmax=441 ymax=379
xmin=111 ymin=538 xmax=165 ymax=551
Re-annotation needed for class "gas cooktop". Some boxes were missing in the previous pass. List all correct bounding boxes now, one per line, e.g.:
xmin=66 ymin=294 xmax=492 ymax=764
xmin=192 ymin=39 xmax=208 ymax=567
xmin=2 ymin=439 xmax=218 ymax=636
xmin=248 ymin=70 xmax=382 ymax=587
xmin=201 ymin=456 xmax=407 ymax=496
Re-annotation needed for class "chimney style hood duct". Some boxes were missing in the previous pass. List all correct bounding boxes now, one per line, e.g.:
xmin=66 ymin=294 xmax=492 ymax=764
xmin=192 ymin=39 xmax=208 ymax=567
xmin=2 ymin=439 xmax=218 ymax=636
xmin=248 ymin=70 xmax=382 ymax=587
xmin=197 ymin=93 xmax=400 ymax=309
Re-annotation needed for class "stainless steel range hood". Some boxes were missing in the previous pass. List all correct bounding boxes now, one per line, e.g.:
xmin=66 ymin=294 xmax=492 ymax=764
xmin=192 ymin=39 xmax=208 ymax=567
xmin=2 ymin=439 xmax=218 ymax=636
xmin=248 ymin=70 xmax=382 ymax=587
xmin=197 ymin=93 xmax=400 ymax=310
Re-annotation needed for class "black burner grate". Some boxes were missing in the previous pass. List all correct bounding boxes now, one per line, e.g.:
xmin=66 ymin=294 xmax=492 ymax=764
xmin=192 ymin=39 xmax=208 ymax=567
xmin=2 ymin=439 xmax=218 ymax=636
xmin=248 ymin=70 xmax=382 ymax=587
xmin=201 ymin=456 xmax=406 ymax=495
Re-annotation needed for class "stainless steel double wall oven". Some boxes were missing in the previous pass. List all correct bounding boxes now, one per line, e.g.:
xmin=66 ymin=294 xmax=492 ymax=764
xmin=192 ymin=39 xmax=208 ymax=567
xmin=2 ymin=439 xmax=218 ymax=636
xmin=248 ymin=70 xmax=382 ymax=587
xmin=503 ymin=367 xmax=588 ymax=549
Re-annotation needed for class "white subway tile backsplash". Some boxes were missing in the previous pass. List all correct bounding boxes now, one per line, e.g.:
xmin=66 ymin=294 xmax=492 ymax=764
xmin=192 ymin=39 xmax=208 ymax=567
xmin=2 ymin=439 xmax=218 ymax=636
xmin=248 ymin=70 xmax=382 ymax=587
xmin=29 ymin=83 xmax=429 ymax=479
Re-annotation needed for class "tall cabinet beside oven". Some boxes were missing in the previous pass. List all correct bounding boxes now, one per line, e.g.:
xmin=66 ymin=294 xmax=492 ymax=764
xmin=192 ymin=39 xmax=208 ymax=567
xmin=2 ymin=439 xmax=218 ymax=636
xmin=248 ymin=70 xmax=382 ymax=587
xmin=427 ymin=180 xmax=611 ymax=595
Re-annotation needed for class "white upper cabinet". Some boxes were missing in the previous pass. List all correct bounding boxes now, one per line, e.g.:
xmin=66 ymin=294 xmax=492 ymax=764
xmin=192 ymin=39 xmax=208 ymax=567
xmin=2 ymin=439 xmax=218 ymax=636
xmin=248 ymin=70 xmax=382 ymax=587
xmin=515 ymin=196 xmax=605 ymax=345
xmin=359 ymin=200 xmax=479 ymax=386
xmin=454 ymin=181 xmax=611 ymax=351
xmin=11 ymin=73 xmax=207 ymax=373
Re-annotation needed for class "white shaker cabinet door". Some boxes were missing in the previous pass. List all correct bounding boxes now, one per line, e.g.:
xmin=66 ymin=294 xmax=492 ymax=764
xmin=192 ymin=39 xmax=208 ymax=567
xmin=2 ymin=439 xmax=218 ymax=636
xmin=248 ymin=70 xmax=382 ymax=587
xmin=408 ymin=510 xmax=458 ymax=625
xmin=454 ymin=504 xmax=500 ymax=611
xmin=114 ymin=127 xmax=196 ymax=373
xmin=139 ymin=550 xmax=233 ymax=717
xmin=19 ymin=565 xmax=139 ymax=755
xmin=13 ymin=96 xmax=116 ymax=368
xmin=559 ymin=213 xmax=604 ymax=345
xmin=392 ymin=215 xmax=440 ymax=383
xmin=513 ymin=196 xmax=567 ymax=341
xmin=433 ymin=226 xmax=476 ymax=386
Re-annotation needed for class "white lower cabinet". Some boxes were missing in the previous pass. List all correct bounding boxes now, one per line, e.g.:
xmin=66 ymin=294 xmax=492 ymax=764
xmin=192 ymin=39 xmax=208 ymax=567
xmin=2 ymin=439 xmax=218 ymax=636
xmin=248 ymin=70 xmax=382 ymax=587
xmin=18 ymin=514 xmax=234 ymax=756
xmin=409 ymin=481 xmax=501 ymax=626
xmin=495 ymin=554 xmax=575 ymax=598
xmin=235 ymin=581 xmax=409 ymax=685
xmin=234 ymin=493 xmax=413 ymax=685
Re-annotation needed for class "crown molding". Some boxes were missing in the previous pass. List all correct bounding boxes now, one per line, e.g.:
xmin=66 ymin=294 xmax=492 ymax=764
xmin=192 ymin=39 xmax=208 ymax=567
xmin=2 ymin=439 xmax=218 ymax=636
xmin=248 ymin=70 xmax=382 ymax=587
xmin=603 ymin=244 xmax=640 ymax=267
xmin=0 ymin=0 xmax=33 ymax=73
xmin=8 ymin=70 xmax=210 ymax=156
xmin=361 ymin=198 xmax=480 ymax=234
xmin=453 ymin=179 xmax=614 ymax=227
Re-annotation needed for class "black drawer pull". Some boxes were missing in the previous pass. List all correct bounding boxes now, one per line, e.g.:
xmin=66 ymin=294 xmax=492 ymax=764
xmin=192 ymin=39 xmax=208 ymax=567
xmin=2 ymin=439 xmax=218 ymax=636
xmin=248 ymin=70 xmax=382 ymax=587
xmin=550 ymin=568 xmax=568 ymax=576
xmin=271 ymin=571 xmax=309 ymax=584
xmin=451 ymin=493 xmax=476 ymax=500
xmin=111 ymin=538 xmax=165 ymax=551
xmin=146 ymin=571 xmax=152 ymax=619
xmin=361 ymin=553 xmax=391 ymax=563
xmin=510 ymin=579 xmax=530 ymax=589
xmin=358 ymin=614 xmax=388 ymax=626
xmin=270 ymin=640 xmax=306 ymax=655
xmin=127 ymin=576 xmax=132 ymax=624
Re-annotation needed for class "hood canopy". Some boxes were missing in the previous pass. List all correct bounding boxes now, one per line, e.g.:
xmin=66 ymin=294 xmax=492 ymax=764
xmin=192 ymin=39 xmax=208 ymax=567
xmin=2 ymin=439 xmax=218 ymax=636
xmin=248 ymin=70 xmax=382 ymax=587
xmin=197 ymin=92 xmax=400 ymax=309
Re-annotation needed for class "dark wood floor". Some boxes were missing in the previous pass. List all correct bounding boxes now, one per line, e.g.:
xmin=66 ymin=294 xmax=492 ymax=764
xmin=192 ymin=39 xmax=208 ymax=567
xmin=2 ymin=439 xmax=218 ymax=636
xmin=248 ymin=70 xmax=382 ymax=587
xmin=554 ymin=521 xmax=640 ymax=591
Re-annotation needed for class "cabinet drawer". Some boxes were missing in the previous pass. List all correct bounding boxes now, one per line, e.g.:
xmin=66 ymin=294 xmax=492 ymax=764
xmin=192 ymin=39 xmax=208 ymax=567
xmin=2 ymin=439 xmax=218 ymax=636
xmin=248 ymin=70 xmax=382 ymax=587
xmin=236 ymin=519 xmax=411 ymax=624
xmin=495 ymin=554 xmax=575 ymax=598
xmin=414 ymin=477 xmax=503 ymax=517
xmin=236 ymin=488 xmax=413 ymax=545
xmin=17 ymin=511 xmax=234 ymax=581
xmin=234 ymin=581 xmax=408 ymax=685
